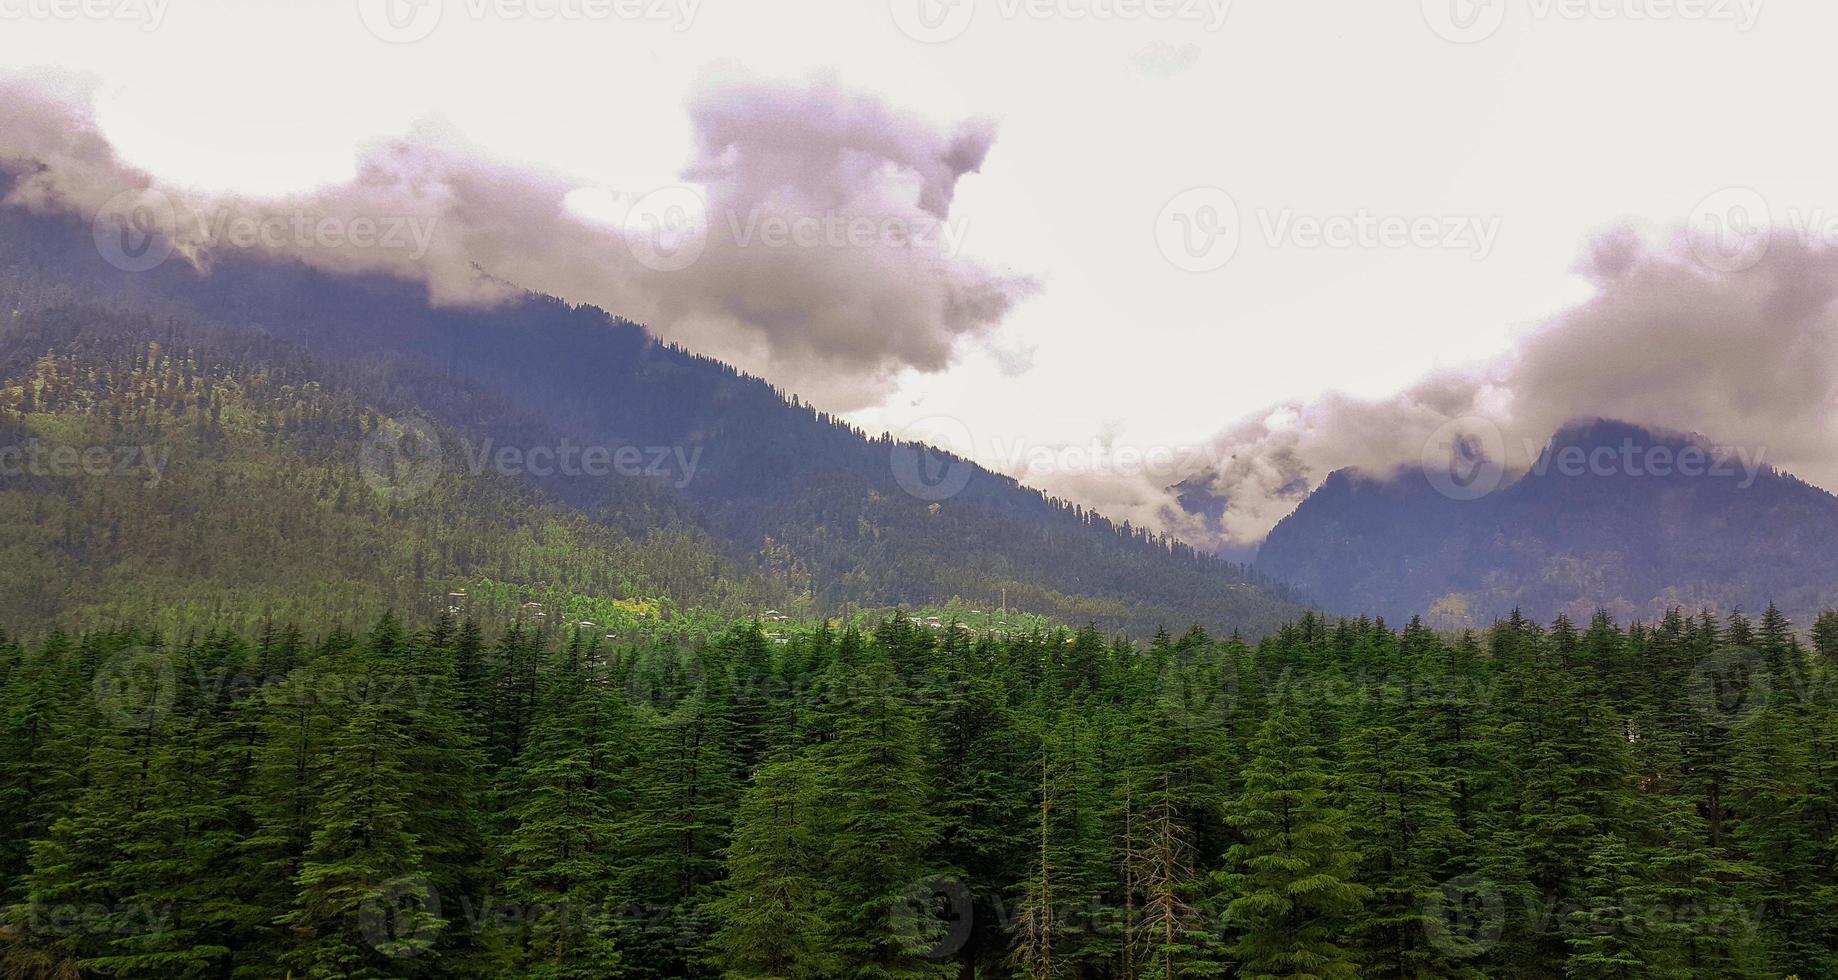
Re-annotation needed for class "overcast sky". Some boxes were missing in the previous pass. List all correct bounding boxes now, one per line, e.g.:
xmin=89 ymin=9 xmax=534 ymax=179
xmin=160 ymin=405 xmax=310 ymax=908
xmin=4 ymin=0 xmax=1834 ymax=542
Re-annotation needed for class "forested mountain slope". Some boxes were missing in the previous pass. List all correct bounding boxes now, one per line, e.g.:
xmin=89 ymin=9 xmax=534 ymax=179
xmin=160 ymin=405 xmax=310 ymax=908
xmin=0 ymin=183 xmax=1306 ymax=636
xmin=0 ymin=301 xmax=788 ymax=632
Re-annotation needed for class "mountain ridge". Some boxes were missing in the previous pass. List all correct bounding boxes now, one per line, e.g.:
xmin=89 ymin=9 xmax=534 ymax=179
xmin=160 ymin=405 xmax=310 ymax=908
xmin=1253 ymin=417 xmax=1838 ymax=625
xmin=0 ymin=179 xmax=1309 ymax=636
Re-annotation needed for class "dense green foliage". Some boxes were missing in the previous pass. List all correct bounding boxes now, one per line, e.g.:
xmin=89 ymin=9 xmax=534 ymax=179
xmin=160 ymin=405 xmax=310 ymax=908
xmin=0 ymin=300 xmax=803 ymax=632
xmin=2 ymin=605 xmax=1834 ymax=978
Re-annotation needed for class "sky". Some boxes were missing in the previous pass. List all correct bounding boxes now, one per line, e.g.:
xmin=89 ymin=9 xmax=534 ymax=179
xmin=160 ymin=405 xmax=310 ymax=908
xmin=4 ymin=0 xmax=1836 ymax=548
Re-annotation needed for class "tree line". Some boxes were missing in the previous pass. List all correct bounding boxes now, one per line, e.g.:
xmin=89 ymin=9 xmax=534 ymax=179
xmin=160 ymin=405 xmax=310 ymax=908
xmin=1 ymin=604 xmax=1835 ymax=978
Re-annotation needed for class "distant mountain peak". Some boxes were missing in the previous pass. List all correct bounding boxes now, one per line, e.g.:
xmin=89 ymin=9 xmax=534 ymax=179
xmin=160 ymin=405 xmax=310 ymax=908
xmin=1545 ymin=417 xmax=1698 ymax=451
xmin=1254 ymin=416 xmax=1832 ymax=625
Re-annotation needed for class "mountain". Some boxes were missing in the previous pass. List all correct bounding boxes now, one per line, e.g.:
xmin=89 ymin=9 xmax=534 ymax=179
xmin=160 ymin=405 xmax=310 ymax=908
xmin=0 ymin=297 xmax=797 ymax=633
xmin=1253 ymin=418 xmax=1838 ymax=625
xmin=0 ymin=180 xmax=1307 ymax=637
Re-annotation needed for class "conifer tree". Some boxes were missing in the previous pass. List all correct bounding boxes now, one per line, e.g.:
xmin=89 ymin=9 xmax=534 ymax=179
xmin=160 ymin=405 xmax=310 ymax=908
xmin=238 ymin=659 xmax=337 ymax=972
xmin=710 ymin=752 xmax=837 ymax=979
xmin=1217 ymin=698 xmax=1368 ymax=980
xmin=501 ymin=640 xmax=628 ymax=977
xmin=617 ymin=639 xmax=737 ymax=977
xmin=1727 ymin=697 xmax=1836 ymax=976
xmin=282 ymin=614 xmax=445 ymax=977
xmin=924 ymin=639 xmax=1029 ymax=979
xmin=3 ymin=598 xmax=1838 ymax=979
xmin=1341 ymin=719 xmax=1468 ymax=979
xmin=1562 ymin=835 xmax=1648 ymax=979
xmin=0 ymin=630 xmax=92 ymax=904
xmin=1632 ymin=793 xmax=1767 ymax=978
xmin=816 ymin=653 xmax=951 ymax=979
xmin=14 ymin=636 xmax=238 ymax=976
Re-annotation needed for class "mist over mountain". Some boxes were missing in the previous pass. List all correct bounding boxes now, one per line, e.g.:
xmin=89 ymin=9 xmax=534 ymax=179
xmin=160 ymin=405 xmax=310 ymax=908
xmin=0 ymin=169 xmax=1304 ymax=637
xmin=1255 ymin=418 xmax=1838 ymax=626
xmin=1164 ymin=228 xmax=1838 ymax=553
xmin=0 ymin=69 xmax=1035 ymax=410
